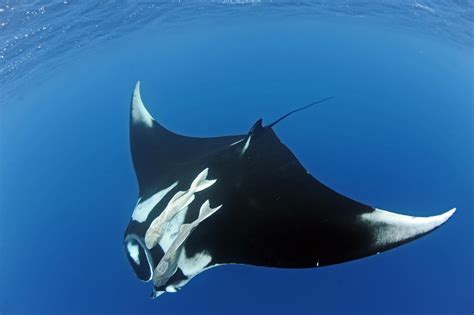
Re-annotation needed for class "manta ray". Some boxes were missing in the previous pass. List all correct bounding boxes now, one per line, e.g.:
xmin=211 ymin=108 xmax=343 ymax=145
xmin=123 ymin=82 xmax=455 ymax=299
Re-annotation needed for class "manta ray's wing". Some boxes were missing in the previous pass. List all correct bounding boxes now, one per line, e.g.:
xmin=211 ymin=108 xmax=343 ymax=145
xmin=130 ymin=82 xmax=245 ymax=197
xmin=183 ymin=123 xmax=455 ymax=268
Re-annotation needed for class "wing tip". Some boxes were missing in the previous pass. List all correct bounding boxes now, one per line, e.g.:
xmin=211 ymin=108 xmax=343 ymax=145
xmin=131 ymin=80 xmax=154 ymax=128
xmin=133 ymin=80 xmax=142 ymax=104
xmin=361 ymin=206 xmax=456 ymax=250
xmin=420 ymin=207 xmax=456 ymax=235
xmin=436 ymin=207 xmax=456 ymax=226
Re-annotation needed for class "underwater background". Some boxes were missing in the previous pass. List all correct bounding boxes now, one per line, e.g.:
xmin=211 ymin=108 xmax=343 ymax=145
xmin=0 ymin=1 xmax=472 ymax=314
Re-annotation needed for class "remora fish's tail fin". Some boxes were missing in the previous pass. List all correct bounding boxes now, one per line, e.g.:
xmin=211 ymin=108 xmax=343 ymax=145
xmin=360 ymin=207 xmax=456 ymax=253
xmin=197 ymin=200 xmax=222 ymax=223
xmin=190 ymin=168 xmax=217 ymax=192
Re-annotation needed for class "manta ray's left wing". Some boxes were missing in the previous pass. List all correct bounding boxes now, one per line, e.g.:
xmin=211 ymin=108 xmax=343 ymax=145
xmin=130 ymin=82 xmax=245 ymax=197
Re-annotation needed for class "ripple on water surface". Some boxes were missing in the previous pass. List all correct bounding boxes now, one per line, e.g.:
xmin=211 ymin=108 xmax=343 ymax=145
xmin=0 ymin=1 xmax=472 ymax=102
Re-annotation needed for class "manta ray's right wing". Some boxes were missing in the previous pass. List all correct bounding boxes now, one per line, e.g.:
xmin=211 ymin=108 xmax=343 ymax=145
xmin=183 ymin=126 xmax=455 ymax=268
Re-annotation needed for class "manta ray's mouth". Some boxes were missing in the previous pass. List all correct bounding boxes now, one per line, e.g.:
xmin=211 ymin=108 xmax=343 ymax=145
xmin=124 ymin=234 xmax=155 ymax=282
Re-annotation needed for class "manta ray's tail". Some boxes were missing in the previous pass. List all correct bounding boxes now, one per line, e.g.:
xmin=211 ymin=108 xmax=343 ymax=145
xmin=268 ymin=97 xmax=334 ymax=128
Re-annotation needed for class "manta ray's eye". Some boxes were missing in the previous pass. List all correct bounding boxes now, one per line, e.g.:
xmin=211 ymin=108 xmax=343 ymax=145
xmin=124 ymin=235 xmax=154 ymax=282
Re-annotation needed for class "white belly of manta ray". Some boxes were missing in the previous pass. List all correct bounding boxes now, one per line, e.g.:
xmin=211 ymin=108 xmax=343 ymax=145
xmin=123 ymin=81 xmax=456 ymax=299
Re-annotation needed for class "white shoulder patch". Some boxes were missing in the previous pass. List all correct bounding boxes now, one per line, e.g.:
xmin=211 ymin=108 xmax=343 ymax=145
xmin=132 ymin=81 xmax=155 ymax=128
xmin=132 ymin=181 xmax=178 ymax=223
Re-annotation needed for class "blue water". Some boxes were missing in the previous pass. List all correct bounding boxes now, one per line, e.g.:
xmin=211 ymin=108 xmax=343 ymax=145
xmin=0 ymin=1 xmax=473 ymax=314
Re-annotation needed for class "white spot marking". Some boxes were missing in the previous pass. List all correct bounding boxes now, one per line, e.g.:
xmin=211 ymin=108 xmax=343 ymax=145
xmin=132 ymin=182 xmax=178 ymax=223
xmin=124 ymin=235 xmax=155 ymax=282
xmin=230 ymin=138 xmax=244 ymax=146
xmin=151 ymin=290 xmax=165 ymax=299
xmin=126 ymin=242 xmax=140 ymax=265
xmin=360 ymin=208 xmax=456 ymax=249
xmin=178 ymin=248 xmax=213 ymax=277
xmin=165 ymin=285 xmax=178 ymax=293
xmin=241 ymin=135 xmax=252 ymax=155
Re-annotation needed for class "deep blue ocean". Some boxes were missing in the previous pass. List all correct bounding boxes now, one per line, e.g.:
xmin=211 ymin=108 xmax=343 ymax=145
xmin=0 ymin=1 xmax=473 ymax=314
